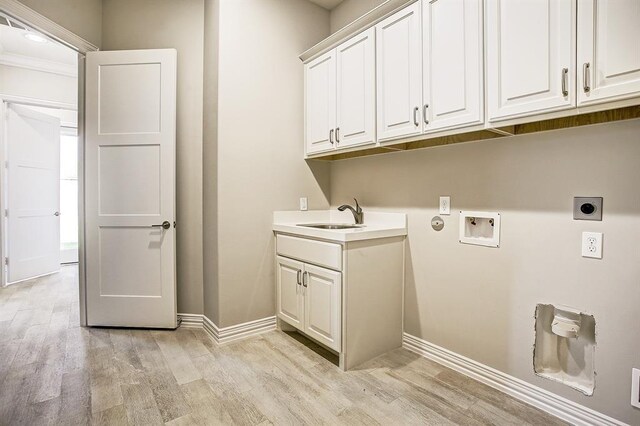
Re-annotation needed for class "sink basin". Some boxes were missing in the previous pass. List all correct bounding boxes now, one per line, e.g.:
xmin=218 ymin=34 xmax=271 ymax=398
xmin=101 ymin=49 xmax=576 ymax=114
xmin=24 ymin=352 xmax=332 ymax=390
xmin=297 ymin=223 xmax=364 ymax=230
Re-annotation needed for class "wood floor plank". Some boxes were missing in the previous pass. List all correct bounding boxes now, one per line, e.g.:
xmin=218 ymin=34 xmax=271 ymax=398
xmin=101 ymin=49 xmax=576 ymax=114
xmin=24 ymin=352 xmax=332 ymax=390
xmin=153 ymin=331 xmax=202 ymax=385
xmin=90 ymin=404 xmax=128 ymax=426
xmin=0 ymin=267 xmax=569 ymax=426
xmin=121 ymin=382 xmax=164 ymax=425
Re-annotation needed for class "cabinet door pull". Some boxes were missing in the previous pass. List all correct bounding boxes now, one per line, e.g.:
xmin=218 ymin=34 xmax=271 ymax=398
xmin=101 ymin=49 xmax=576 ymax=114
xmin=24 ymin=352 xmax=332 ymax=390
xmin=296 ymin=270 xmax=302 ymax=286
xmin=561 ymin=68 xmax=569 ymax=97
xmin=302 ymin=271 xmax=308 ymax=288
xmin=335 ymin=127 xmax=340 ymax=144
xmin=423 ymin=104 xmax=429 ymax=125
xmin=413 ymin=107 xmax=419 ymax=127
xmin=329 ymin=129 xmax=334 ymax=144
xmin=583 ymin=63 xmax=591 ymax=93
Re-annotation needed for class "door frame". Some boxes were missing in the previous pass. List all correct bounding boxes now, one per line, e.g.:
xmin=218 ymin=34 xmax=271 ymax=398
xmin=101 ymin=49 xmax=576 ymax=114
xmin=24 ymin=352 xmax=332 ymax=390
xmin=0 ymin=0 xmax=98 ymax=326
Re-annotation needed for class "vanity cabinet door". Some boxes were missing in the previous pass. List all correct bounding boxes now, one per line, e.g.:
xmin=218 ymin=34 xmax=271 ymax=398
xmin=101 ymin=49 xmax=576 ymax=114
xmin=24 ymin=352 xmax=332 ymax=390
xmin=375 ymin=1 xmax=423 ymax=141
xmin=276 ymin=256 xmax=304 ymax=330
xmin=422 ymin=0 xmax=483 ymax=132
xmin=486 ymin=0 xmax=576 ymax=122
xmin=303 ymin=264 xmax=342 ymax=352
xmin=305 ymin=50 xmax=336 ymax=155
xmin=577 ymin=0 xmax=640 ymax=106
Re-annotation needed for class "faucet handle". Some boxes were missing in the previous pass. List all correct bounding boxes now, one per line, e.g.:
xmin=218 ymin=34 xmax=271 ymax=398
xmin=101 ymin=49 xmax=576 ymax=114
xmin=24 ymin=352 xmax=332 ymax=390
xmin=353 ymin=198 xmax=361 ymax=212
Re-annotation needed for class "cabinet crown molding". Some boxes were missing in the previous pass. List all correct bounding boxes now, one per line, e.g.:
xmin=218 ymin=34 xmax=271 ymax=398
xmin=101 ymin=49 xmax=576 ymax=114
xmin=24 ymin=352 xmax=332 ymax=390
xmin=300 ymin=0 xmax=416 ymax=63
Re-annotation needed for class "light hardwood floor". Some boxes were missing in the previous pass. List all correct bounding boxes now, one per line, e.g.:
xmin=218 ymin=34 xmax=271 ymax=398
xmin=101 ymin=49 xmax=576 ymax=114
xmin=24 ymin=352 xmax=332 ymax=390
xmin=0 ymin=266 xmax=567 ymax=425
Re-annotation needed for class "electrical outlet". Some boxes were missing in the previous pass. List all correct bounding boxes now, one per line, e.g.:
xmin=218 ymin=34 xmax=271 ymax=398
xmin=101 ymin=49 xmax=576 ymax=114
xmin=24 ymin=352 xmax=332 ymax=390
xmin=299 ymin=197 xmax=308 ymax=211
xmin=632 ymin=368 xmax=640 ymax=409
xmin=581 ymin=232 xmax=602 ymax=259
xmin=439 ymin=196 xmax=450 ymax=215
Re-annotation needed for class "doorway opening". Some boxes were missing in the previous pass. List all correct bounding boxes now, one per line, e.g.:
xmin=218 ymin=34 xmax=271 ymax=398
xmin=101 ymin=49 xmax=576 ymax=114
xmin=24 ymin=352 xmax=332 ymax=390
xmin=0 ymin=12 xmax=79 ymax=286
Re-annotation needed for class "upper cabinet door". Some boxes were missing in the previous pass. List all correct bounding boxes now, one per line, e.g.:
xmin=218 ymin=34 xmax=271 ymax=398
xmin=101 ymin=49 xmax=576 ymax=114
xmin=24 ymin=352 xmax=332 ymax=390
xmin=423 ymin=0 xmax=483 ymax=132
xmin=486 ymin=0 xmax=576 ymax=122
xmin=376 ymin=1 xmax=423 ymax=142
xmin=336 ymin=28 xmax=376 ymax=149
xmin=305 ymin=50 xmax=336 ymax=155
xmin=577 ymin=0 xmax=640 ymax=106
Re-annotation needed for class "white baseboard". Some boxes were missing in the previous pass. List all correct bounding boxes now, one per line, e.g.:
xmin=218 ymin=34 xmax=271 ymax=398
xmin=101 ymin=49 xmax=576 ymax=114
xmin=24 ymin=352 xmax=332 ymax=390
xmin=402 ymin=333 xmax=626 ymax=426
xmin=179 ymin=312 xmax=276 ymax=345
xmin=177 ymin=313 xmax=203 ymax=329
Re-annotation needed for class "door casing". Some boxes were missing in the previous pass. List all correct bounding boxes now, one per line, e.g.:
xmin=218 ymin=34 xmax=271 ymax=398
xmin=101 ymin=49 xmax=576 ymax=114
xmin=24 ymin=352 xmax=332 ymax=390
xmin=0 ymin=0 xmax=99 ymax=326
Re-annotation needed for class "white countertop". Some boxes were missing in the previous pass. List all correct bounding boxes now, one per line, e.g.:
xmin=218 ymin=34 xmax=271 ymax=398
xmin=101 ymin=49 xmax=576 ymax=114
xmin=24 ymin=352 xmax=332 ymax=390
xmin=273 ymin=210 xmax=407 ymax=242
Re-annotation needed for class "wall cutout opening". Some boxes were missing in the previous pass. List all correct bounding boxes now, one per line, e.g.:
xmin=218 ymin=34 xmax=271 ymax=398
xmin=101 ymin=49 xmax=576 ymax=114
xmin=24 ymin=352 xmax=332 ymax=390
xmin=534 ymin=304 xmax=596 ymax=395
xmin=459 ymin=211 xmax=500 ymax=247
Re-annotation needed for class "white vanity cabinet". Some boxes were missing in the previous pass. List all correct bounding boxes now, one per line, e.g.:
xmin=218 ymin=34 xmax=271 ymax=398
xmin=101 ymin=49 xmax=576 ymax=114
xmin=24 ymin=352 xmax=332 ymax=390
xmin=486 ymin=0 xmax=576 ymax=122
xmin=275 ymin=231 xmax=404 ymax=370
xmin=305 ymin=29 xmax=375 ymax=155
xmin=577 ymin=0 xmax=640 ymax=106
xmin=421 ymin=0 xmax=484 ymax=133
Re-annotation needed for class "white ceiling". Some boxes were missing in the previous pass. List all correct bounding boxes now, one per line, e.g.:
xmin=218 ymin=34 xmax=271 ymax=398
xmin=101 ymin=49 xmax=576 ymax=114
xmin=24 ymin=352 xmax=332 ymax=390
xmin=307 ymin=0 xmax=345 ymax=10
xmin=0 ymin=23 xmax=77 ymax=75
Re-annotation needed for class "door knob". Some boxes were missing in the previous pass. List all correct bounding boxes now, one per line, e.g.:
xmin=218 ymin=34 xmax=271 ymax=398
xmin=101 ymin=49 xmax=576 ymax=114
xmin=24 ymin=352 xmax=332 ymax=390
xmin=54 ymin=211 xmax=60 ymax=216
xmin=151 ymin=221 xmax=171 ymax=230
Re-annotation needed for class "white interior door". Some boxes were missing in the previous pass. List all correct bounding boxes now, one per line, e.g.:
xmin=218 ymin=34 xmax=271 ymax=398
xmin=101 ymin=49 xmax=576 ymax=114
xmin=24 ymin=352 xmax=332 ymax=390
xmin=6 ymin=104 xmax=61 ymax=284
xmin=85 ymin=49 xmax=177 ymax=328
xmin=577 ymin=0 xmax=640 ymax=106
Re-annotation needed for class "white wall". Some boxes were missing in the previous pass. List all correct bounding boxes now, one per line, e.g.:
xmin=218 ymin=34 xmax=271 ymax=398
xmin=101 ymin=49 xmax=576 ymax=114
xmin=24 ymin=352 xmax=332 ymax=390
xmin=101 ymin=0 xmax=205 ymax=315
xmin=212 ymin=0 xmax=331 ymax=327
xmin=330 ymin=119 xmax=640 ymax=424
xmin=0 ymin=65 xmax=76 ymax=106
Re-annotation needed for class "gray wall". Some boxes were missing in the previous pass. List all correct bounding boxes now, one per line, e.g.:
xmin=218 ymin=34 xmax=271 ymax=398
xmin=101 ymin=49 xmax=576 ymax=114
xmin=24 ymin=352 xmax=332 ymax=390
xmin=330 ymin=0 xmax=384 ymax=32
xmin=213 ymin=0 xmax=331 ymax=327
xmin=17 ymin=0 xmax=102 ymax=47
xmin=329 ymin=2 xmax=640 ymax=422
xmin=330 ymin=119 xmax=640 ymax=424
xmin=203 ymin=0 xmax=219 ymax=324
xmin=102 ymin=0 xmax=205 ymax=315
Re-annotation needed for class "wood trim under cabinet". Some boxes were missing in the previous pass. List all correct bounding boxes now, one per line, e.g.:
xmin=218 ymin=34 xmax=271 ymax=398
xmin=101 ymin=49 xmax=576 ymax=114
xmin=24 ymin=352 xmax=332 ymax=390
xmin=309 ymin=105 xmax=640 ymax=162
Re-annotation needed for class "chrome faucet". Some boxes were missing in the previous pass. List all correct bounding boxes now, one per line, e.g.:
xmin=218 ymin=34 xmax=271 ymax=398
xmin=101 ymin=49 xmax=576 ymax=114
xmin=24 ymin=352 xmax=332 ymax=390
xmin=338 ymin=198 xmax=363 ymax=225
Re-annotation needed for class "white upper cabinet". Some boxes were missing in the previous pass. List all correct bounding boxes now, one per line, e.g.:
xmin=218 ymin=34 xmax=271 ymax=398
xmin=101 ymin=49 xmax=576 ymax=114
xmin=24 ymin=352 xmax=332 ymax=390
xmin=486 ymin=0 xmax=576 ymax=122
xmin=376 ymin=1 xmax=423 ymax=141
xmin=577 ymin=0 xmax=640 ymax=106
xmin=305 ymin=50 xmax=336 ymax=155
xmin=422 ymin=0 xmax=483 ymax=132
xmin=336 ymin=28 xmax=376 ymax=149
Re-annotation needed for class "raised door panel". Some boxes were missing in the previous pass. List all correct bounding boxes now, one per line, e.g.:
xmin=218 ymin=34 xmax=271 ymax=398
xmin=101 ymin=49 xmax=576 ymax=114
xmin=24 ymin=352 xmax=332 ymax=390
xmin=336 ymin=28 xmax=376 ymax=149
xmin=578 ymin=0 xmax=640 ymax=105
xmin=487 ymin=0 xmax=576 ymax=122
xmin=303 ymin=264 xmax=342 ymax=352
xmin=305 ymin=50 xmax=336 ymax=155
xmin=376 ymin=1 xmax=423 ymax=141
xmin=276 ymin=256 xmax=304 ymax=330
xmin=423 ymin=0 xmax=483 ymax=132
